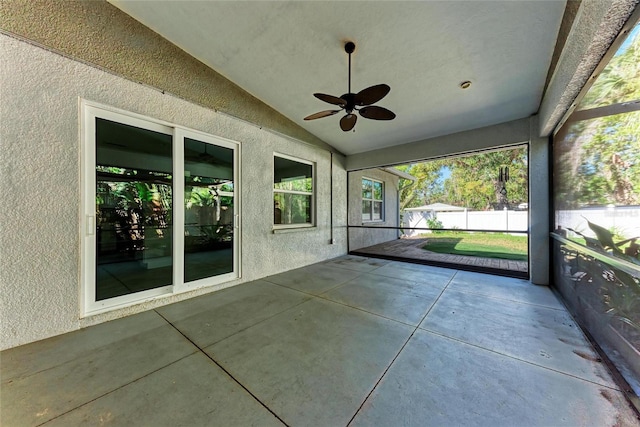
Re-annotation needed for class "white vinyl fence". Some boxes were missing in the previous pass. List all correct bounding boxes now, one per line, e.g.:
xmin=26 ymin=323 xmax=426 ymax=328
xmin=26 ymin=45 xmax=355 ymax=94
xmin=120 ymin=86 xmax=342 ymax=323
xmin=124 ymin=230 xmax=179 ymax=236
xmin=556 ymin=206 xmax=640 ymax=239
xmin=403 ymin=206 xmax=640 ymax=239
xmin=403 ymin=209 xmax=527 ymax=237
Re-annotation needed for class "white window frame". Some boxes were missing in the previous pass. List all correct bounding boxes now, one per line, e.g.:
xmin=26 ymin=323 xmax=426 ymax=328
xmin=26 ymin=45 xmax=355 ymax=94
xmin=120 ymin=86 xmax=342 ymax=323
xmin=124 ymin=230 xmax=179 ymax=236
xmin=81 ymin=100 xmax=241 ymax=316
xmin=273 ymin=153 xmax=315 ymax=229
xmin=362 ymin=177 xmax=384 ymax=222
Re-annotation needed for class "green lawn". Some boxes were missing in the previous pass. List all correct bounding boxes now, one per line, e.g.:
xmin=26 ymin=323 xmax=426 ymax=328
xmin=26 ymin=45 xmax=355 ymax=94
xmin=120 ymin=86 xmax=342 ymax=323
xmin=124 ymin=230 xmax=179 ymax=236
xmin=421 ymin=232 xmax=528 ymax=261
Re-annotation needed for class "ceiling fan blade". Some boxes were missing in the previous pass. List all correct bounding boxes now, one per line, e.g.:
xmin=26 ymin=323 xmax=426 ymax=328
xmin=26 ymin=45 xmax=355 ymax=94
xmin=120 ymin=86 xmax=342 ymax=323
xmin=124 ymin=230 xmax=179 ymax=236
xmin=354 ymin=84 xmax=390 ymax=106
xmin=303 ymin=110 xmax=341 ymax=120
xmin=340 ymin=114 xmax=357 ymax=131
xmin=359 ymin=106 xmax=396 ymax=121
xmin=314 ymin=93 xmax=347 ymax=106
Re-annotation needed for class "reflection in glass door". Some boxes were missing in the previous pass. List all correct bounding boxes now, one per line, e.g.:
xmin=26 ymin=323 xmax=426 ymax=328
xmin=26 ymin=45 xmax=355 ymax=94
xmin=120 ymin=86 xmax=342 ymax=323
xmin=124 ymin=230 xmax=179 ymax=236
xmin=84 ymin=103 xmax=240 ymax=315
xmin=184 ymin=138 xmax=235 ymax=282
xmin=95 ymin=118 xmax=173 ymax=301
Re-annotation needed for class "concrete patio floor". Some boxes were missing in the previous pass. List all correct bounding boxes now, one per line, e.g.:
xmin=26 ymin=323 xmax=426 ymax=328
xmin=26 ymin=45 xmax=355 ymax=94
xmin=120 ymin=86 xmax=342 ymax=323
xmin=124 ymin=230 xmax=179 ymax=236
xmin=2 ymin=255 xmax=638 ymax=426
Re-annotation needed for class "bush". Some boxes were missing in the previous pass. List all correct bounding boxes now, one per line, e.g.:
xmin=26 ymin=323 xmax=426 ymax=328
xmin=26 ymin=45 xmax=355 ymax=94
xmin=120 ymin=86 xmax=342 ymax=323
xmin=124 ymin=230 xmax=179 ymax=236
xmin=426 ymin=216 xmax=444 ymax=233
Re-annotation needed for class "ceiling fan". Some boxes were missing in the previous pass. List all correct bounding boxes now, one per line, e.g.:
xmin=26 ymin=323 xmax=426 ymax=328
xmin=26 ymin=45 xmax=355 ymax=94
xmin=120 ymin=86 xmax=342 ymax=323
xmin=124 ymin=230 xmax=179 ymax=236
xmin=196 ymin=144 xmax=219 ymax=165
xmin=304 ymin=41 xmax=396 ymax=132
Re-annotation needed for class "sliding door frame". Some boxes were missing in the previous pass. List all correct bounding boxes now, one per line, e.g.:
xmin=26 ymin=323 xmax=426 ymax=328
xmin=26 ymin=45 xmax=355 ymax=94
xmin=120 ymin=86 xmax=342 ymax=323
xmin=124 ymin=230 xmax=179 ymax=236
xmin=81 ymin=100 xmax=240 ymax=316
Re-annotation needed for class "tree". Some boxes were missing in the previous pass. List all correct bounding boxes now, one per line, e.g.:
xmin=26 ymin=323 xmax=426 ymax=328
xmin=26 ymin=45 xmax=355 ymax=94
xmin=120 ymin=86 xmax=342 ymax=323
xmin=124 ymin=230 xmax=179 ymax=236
xmin=578 ymin=26 xmax=640 ymax=109
xmin=554 ymin=26 xmax=640 ymax=209
xmin=557 ymin=112 xmax=640 ymax=208
xmin=396 ymin=162 xmax=444 ymax=210
xmin=397 ymin=146 xmax=528 ymax=211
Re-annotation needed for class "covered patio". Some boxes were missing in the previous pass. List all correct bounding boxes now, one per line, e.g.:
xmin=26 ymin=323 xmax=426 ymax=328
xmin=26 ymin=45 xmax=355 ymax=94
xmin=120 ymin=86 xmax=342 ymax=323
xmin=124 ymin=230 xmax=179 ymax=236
xmin=2 ymin=256 xmax=634 ymax=426
xmin=2 ymin=1 xmax=640 ymax=424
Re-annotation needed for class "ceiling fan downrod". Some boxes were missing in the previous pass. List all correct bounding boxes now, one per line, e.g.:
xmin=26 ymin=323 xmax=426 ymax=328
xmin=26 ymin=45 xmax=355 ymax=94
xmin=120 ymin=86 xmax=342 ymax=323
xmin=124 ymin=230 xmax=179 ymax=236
xmin=346 ymin=41 xmax=355 ymax=95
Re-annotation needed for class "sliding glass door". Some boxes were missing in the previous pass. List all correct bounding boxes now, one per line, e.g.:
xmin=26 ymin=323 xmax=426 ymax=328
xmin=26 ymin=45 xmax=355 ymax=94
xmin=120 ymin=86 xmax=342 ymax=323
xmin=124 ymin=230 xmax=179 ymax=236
xmin=94 ymin=117 xmax=174 ymax=301
xmin=83 ymin=103 xmax=239 ymax=314
xmin=183 ymin=136 xmax=236 ymax=283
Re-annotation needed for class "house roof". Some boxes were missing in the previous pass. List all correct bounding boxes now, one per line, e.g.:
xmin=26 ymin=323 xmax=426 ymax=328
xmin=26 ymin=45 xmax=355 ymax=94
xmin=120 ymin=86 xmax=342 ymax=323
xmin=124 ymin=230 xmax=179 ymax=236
xmin=381 ymin=167 xmax=415 ymax=181
xmin=404 ymin=203 xmax=467 ymax=212
xmin=108 ymin=1 xmax=566 ymax=155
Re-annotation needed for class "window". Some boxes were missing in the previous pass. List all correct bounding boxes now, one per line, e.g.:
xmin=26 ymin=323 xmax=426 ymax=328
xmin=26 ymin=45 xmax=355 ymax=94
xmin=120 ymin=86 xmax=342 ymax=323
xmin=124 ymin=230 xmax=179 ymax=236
xmin=273 ymin=154 xmax=314 ymax=227
xmin=83 ymin=102 xmax=239 ymax=315
xmin=362 ymin=178 xmax=383 ymax=221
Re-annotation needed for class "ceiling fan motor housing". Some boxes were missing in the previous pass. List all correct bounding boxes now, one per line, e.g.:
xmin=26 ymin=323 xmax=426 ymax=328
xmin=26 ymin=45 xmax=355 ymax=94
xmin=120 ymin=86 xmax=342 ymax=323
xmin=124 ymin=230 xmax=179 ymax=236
xmin=341 ymin=93 xmax=356 ymax=113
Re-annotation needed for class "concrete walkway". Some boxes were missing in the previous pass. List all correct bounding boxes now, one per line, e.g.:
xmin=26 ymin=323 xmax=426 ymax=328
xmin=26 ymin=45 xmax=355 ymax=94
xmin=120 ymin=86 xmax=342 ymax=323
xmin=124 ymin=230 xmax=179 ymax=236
xmin=352 ymin=237 xmax=528 ymax=277
xmin=2 ymin=256 xmax=637 ymax=426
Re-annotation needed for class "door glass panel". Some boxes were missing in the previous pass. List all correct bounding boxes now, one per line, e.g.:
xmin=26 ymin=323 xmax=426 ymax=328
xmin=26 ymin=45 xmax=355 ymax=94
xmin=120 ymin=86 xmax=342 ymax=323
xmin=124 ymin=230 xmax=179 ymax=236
xmin=184 ymin=138 xmax=234 ymax=282
xmin=95 ymin=118 xmax=173 ymax=301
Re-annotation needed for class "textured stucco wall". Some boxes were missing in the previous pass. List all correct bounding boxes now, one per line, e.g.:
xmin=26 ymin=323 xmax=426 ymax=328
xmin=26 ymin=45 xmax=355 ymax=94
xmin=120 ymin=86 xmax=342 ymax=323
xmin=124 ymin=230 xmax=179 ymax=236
xmin=0 ymin=35 xmax=347 ymax=350
xmin=346 ymin=117 xmax=531 ymax=171
xmin=529 ymin=118 xmax=550 ymax=286
xmin=543 ymin=0 xmax=582 ymax=95
xmin=347 ymin=169 xmax=400 ymax=251
xmin=0 ymin=0 xmax=333 ymax=153
xmin=539 ymin=0 xmax=639 ymax=136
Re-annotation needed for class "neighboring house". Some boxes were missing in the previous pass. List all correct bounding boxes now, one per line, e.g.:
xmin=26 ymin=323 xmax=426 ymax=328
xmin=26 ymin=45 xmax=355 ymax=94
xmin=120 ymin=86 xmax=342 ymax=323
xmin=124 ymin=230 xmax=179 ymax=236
xmin=1 ymin=1 xmax=637 ymax=352
xmin=403 ymin=203 xmax=467 ymax=236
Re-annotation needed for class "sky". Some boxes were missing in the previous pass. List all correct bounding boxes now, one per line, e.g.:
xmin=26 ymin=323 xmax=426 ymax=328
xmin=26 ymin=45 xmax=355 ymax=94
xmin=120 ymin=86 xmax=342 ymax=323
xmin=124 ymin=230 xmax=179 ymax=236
xmin=437 ymin=166 xmax=451 ymax=184
xmin=616 ymin=21 xmax=639 ymax=56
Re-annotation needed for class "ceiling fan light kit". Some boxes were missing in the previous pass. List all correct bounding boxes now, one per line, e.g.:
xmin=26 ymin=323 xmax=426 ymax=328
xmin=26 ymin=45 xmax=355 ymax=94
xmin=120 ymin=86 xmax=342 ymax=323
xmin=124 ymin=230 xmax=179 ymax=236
xmin=304 ymin=41 xmax=396 ymax=132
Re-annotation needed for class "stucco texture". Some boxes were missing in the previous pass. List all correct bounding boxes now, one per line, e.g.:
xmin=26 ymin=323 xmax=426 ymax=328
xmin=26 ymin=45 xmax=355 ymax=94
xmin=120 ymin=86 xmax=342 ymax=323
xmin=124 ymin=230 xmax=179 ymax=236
xmin=348 ymin=169 xmax=400 ymax=251
xmin=346 ymin=117 xmax=531 ymax=171
xmin=539 ymin=0 xmax=639 ymax=136
xmin=528 ymin=118 xmax=550 ymax=286
xmin=0 ymin=0 xmax=333 ymax=153
xmin=0 ymin=34 xmax=346 ymax=350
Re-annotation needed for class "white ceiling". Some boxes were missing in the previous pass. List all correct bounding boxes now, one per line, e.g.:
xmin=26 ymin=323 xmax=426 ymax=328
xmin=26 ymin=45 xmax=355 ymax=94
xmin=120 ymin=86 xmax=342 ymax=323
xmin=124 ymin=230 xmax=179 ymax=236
xmin=110 ymin=1 xmax=566 ymax=155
